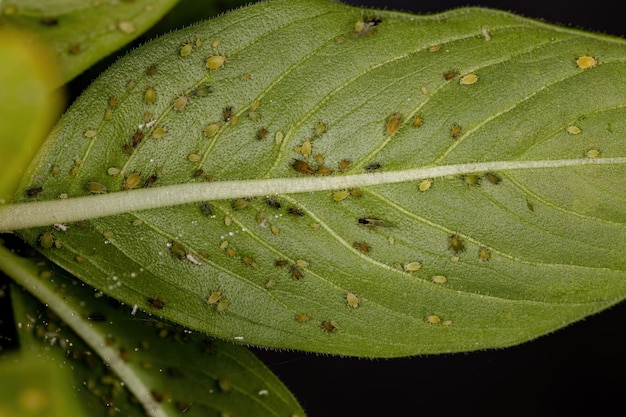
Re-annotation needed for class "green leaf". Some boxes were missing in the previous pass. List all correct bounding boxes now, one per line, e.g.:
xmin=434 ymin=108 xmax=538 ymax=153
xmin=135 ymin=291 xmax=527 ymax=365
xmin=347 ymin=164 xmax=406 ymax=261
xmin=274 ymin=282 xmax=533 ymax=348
xmin=0 ymin=29 xmax=63 ymax=202
xmin=0 ymin=0 xmax=181 ymax=85
xmin=4 ymin=0 xmax=626 ymax=356
xmin=1 ymin=244 xmax=306 ymax=417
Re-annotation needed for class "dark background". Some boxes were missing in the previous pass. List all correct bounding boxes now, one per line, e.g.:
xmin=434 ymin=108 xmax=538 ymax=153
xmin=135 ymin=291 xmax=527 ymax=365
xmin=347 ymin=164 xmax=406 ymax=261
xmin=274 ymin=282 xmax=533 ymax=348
xmin=253 ymin=1 xmax=626 ymax=417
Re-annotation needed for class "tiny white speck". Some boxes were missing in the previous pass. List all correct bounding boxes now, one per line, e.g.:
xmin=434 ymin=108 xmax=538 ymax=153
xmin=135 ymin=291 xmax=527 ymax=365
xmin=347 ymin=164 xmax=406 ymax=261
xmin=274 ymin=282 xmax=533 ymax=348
xmin=258 ymin=389 xmax=269 ymax=396
xmin=234 ymin=336 xmax=244 ymax=341
xmin=131 ymin=304 xmax=138 ymax=315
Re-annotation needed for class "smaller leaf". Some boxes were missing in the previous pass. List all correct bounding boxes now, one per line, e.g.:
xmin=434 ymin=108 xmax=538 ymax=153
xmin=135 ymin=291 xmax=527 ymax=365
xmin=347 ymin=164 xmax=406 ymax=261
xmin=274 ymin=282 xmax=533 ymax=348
xmin=1 ymin=244 xmax=306 ymax=417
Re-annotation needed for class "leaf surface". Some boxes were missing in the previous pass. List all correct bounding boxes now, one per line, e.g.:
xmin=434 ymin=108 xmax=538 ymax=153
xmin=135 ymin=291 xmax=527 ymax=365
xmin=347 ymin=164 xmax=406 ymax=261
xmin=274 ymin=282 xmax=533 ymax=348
xmin=1 ymin=244 xmax=305 ymax=417
xmin=9 ymin=0 xmax=626 ymax=356
xmin=0 ymin=0 xmax=181 ymax=85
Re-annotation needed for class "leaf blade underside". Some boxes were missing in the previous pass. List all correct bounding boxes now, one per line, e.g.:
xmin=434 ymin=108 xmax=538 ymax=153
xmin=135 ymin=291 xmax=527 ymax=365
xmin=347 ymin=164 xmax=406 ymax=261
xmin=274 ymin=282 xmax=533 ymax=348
xmin=12 ymin=0 xmax=626 ymax=357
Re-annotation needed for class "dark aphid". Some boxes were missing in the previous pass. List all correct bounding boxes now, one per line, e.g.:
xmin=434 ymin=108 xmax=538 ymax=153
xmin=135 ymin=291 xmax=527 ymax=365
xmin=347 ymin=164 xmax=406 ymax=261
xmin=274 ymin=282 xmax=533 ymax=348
xmin=146 ymin=65 xmax=157 ymax=76
xmin=290 ymin=264 xmax=303 ymax=280
xmin=170 ymin=241 xmax=187 ymax=260
xmin=40 ymin=17 xmax=59 ymax=26
xmin=485 ymin=172 xmax=502 ymax=185
xmin=287 ymin=207 xmax=304 ymax=217
xmin=444 ymin=70 xmax=457 ymax=80
xmin=266 ymin=199 xmax=281 ymax=209
xmin=451 ymin=124 xmax=462 ymax=139
xmin=322 ymin=320 xmax=339 ymax=333
xmin=191 ymin=84 xmax=213 ymax=97
xmin=26 ymin=186 xmax=43 ymax=197
xmin=339 ymin=159 xmax=350 ymax=172
xmin=461 ymin=173 xmax=481 ymax=186
xmin=316 ymin=165 xmax=332 ymax=176
xmin=365 ymin=163 xmax=381 ymax=171
xmin=448 ymin=234 xmax=466 ymax=254
xmin=354 ymin=242 xmax=370 ymax=253
xmin=122 ymin=144 xmax=133 ymax=155
xmin=132 ymin=130 xmax=144 ymax=147
xmin=222 ymin=106 xmax=233 ymax=122
xmin=291 ymin=159 xmax=314 ymax=175
xmin=200 ymin=202 xmax=213 ymax=216
xmin=358 ymin=217 xmax=394 ymax=227
xmin=142 ymin=174 xmax=157 ymax=188
xmin=275 ymin=259 xmax=289 ymax=267
xmin=257 ymin=128 xmax=268 ymax=140
xmin=148 ymin=297 xmax=165 ymax=310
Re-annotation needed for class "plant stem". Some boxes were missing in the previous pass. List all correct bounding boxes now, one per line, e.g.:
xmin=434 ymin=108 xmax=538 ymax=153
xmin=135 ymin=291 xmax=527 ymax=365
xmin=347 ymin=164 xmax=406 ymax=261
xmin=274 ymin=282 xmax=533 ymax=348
xmin=0 ymin=157 xmax=624 ymax=232
xmin=0 ymin=244 xmax=169 ymax=417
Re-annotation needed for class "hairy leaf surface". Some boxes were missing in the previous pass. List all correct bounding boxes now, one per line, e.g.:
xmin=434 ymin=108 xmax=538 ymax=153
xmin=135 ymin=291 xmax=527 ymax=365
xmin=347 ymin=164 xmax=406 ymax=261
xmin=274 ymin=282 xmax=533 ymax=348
xmin=11 ymin=0 xmax=626 ymax=357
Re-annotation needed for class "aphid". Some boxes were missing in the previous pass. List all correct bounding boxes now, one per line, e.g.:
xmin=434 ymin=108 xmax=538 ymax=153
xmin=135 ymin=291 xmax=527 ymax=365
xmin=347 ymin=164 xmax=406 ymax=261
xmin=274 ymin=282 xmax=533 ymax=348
xmin=222 ymin=106 xmax=233 ymax=122
xmin=225 ymin=247 xmax=236 ymax=257
xmin=232 ymin=198 xmax=250 ymax=210
xmin=451 ymin=124 xmax=462 ymax=138
xmin=143 ymin=174 xmax=157 ymax=188
xmin=527 ymin=200 xmax=535 ymax=212
xmin=444 ymin=70 xmax=457 ymax=80
xmin=315 ymin=154 xmax=324 ymax=165
xmin=170 ymin=241 xmax=187 ymax=260
xmin=349 ymin=189 xmax=362 ymax=198
xmin=26 ymin=186 xmax=43 ymax=197
xmin=180 ymin=43 xmax=193 ymax=57
xmin=300 ymin=139 xmax=312 ymax=156
xmin=84 ymin=129 xmax=97 ymax=138
xmin=287 ymin=207 xmax=304 ymax=217
xmin=131 ymin=130 xmax=144 ymax=147
xmin=124 ymin=172 xmax=142 ymax=190
xmin=429 ymin=44 xmax=441 ymax=52
xmin=151 ymin=126 xmax=167 ymax=139
xmin=191 ymin=84 xmax=212 ymax=97
xmin=585 ymin=149 xmax=600 ymax=159
xmin=386 ymin=113 xmax=402 ymax=136
xmin=266 ymin=199 xmax=281 ymax=209
xmin=321 ymin=320 xmax=339 ymax=332
xmin=358 ymin=218 xmax=394 ymax=227
xmin=69 ymin=43 xmax=82 ymax=55
xmin=188 ymin=153 xmax=202 ymax=162
xmin=339 ymin=159 xmax=350 ymax=172
xmin=461 ymin=173 xmax=481 ymax=186
xmin=216 ymin=299 xmax=229 ymax=313
xmin=148 ymin=297 xmax=165 ymax=310
xmin=365 ymin=162 xmax=381 ymax=171
xmin=265 ymin=279 xmax=276 ymax=289
xmin=40 ymin=17 xmax=59 ymax=26
xmin=275 ymin=131 xmax=284 ymax=144
xmin=146 ymin=65 xmax=157 ymax=76
xmin=200 ymin=202 xmax=213 ymax=216
xmin=39 ymin=231 xmax=55 ymax=249
xmin=275 ymin=259 xmax=289 ymax=267
xmin=412 ymin=115 xmax=423 ymax=128
xmin=240 ymin=73 xmax=252 ymax=81
xmin=211 ymin=39 xmax=221 ymax=48
xmin=203 ymin=123 xmax=220 ymax=138
xmin=86 ymin=182 xmax=107 ymax=194
xmin=290 ymin=264 xmax=303 ymax=280
xmin=291 ymin=159 xmax=314 ymax=175
xmin=333 ymin=190 xmax=350 ymax=202
xmin=229 ymin=116 xmax=239 ymax=126
xmin=173 ymin=95 xmax=188 ymax=111
xmin=459 ymin=74 xmax=479 ymax=85
xmin=431 ymin=275 xmax=447 ymax=284
xmin=576 ymin=55 xmax=598 ymax=69
xmin=425 ymin=315 xmax=441 ymax=324
xmin=448 ymin=234 xmax=466 ymax=254
xmin=206 ymin=55 xmax=226 ymax=70
xmin=257 ymin=128 xmax=268 ymax=140
xmin=316 ymin=165 xmax=332 ymax=176
xmin=479 ymin=246 xmax=491 ymax=261
xmin=403 ymin=261 xmax=422 ymax=272
xmin=207 ymin=291 xmax=222 ymax=305
xmin=566 ymin=125 xmax=582 ymax=135
xmin=418 ymin=178 xmax=433 ymax=192
xmin=346 ymin=292 xmax=359 ymax=308
xmin=354 ymin=17 xmax=381 ymax=36
xmin=354 ymin=242 xmax=370 ymax=253
xmin=314 ymin=121 xmax=327 ymax=137
xmin=117 ymin=20 xmax=135 ymax=34
xmin=295 ymin=313 xmax=310 ymax=323
xmin=271 ymin=225 xmax=280 ymax=235
xmin=144 ymin=87 xmax=156 ymax=104
xmin=485 ymin=172 xmax=502 ymax=185
xmin=51 ymin=164 xmax=60 ymax=177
